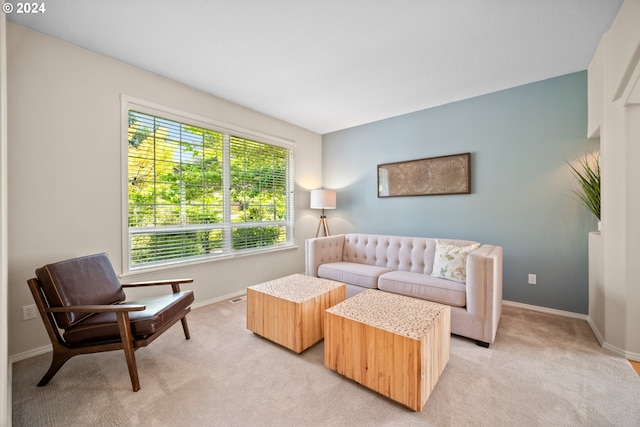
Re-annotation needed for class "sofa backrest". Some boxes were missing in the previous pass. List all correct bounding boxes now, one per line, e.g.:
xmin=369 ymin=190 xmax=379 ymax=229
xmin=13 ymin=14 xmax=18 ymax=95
xmin=342 ymin=233 xmax=479 ymax=275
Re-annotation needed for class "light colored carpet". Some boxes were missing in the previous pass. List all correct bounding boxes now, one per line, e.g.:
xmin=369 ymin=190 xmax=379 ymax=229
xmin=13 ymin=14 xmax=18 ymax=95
xmin=12 ymin=299 xmax=640 ymax=426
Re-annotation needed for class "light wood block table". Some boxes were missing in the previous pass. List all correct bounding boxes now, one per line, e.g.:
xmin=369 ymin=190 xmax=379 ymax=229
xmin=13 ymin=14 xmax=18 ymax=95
xmin=247 ymin=274 xmax=346 ymax=353
xmin=324 ymin=289 xmax=450 ymax=411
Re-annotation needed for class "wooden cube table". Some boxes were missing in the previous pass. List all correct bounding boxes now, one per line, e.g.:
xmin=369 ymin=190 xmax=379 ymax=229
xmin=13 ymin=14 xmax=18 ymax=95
xmin=247 ymin=274 xmax=346 ymax=353
xmin=324 ymin=289 xmax=450 ymax=411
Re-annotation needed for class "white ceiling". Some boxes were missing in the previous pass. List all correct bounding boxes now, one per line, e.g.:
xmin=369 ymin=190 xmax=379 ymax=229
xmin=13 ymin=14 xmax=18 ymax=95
xmin=8 ymin=0 xmax=622 ymax=134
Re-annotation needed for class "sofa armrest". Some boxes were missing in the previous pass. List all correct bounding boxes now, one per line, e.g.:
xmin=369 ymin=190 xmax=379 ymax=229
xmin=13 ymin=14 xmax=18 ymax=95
xmin=466 ymin=244 xmax=503 ymax=344
xmin=305 ymin=234 xmax=346 ymax=276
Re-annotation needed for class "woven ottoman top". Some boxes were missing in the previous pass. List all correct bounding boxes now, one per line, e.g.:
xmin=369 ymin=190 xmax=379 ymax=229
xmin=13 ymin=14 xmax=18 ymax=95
xmin=326 ymin=289 xmax=449 ymax=339
xmin=248 ymin=274 xmax=344 ymax=303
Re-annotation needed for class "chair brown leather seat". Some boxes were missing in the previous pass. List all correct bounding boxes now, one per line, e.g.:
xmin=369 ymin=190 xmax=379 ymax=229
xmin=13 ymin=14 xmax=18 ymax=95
xmin=27 ymin=252 xmax=195 ymax=392
xmin=63 ymin=292 xmax=194 ymax=344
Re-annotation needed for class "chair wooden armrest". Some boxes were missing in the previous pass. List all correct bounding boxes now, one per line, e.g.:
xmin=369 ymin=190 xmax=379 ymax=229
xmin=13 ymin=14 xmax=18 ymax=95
xmin=46 ymin=304 xmax=146 ymax=313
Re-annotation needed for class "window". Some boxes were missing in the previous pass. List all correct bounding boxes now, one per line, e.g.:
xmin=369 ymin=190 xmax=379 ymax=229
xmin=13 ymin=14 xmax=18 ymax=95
xmin=123 ymin=98 xmax=294 ymax=271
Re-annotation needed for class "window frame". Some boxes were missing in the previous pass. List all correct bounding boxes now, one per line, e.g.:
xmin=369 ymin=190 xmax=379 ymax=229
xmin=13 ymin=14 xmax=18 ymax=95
xmin=121 ymin=95 xmax=296 ymax=274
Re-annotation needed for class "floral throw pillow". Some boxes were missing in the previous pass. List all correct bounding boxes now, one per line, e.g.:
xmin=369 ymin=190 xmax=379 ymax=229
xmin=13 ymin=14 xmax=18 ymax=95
xmin=431 ymin=240 xmax=481 ymax=283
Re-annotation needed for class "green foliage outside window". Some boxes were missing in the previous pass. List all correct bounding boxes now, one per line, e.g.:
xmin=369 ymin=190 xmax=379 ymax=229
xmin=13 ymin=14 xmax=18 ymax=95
xmin=127 ymin=111 xmax=292 ymax=267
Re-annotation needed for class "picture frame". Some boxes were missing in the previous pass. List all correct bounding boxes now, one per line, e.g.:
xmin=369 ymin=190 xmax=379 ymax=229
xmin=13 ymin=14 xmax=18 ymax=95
xmin=377 ymin=152 xmax=471 ymax=197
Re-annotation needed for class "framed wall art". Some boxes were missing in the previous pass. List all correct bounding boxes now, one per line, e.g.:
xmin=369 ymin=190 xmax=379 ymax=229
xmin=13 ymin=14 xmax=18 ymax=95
xmin=377 ymin=152 xmax=471 ymax=197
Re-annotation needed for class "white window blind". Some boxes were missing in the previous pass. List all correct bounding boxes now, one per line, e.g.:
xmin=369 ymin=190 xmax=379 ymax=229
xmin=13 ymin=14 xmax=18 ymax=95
xmin=125 ymin=104 xmax=294 ymax=270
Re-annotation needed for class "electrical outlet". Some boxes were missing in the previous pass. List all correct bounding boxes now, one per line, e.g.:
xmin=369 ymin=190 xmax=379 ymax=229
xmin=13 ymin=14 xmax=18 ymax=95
xmin=528 ymin=274 xmax=537 ymax=285
xmin=23 ymin=304 xmax=38 ymax=320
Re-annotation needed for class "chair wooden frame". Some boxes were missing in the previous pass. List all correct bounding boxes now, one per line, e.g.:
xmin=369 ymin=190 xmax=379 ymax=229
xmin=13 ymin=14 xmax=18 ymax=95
xmin=27 ymin=278 xmax=193 ymax=392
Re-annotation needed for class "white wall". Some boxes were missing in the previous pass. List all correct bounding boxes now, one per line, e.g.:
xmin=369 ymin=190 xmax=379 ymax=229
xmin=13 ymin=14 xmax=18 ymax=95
xmin=6 ymin=23 xmax=323 ymax=358
xmin=1 ymin=11 xmax=10 ymax=427
xmin=587 ymin=0 xmax=640 ymax=360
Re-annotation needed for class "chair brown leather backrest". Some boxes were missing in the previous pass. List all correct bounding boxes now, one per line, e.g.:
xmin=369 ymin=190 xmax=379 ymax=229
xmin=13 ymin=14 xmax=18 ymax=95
xmin=35 ymin=253 xmax=126 ymax=329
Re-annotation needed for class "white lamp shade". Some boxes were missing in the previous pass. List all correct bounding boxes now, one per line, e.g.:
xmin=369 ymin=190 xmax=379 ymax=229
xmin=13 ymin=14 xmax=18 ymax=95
xmin=310 ymin=189 xmax=336 ymax=209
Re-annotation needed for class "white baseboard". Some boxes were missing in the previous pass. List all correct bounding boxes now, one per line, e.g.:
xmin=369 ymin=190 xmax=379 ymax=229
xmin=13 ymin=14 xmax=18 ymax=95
xmin=600 ymin=342 xmax=640 ymax=362
xmin=502 ymin=299 xmax=588 ymax=320
xmin=586 ymin=318 xmax=640 ymax=362
xmin=10 ymin=344 xmax=52 ymax=364
xmin=191 ymin=290 xmax=246 ymax=310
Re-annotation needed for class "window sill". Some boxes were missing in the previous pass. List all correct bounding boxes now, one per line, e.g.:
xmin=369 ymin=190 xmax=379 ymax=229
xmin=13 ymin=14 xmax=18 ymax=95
xmin=120 ymin=244 xmax=299 ymax=278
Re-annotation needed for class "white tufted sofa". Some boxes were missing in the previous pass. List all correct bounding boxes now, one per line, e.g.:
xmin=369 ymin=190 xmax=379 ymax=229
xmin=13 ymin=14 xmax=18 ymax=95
xmin=305 ymin=233 xmax=503 ymax=347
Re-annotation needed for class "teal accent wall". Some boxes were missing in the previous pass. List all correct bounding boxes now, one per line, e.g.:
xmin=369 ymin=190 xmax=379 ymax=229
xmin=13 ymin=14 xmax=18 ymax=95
xmin=322 ymin=71 xmax=597 ymax=314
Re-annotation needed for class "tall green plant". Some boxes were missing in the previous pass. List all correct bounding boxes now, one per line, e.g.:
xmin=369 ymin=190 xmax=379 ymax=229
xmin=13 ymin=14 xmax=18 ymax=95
xmin=568 ymin=153 xmax=600 ymax=220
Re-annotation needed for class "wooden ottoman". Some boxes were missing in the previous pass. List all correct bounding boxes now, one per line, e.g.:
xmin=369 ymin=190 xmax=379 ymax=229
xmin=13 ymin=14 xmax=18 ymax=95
xmin=324 ymin=289 xmax=450 ymax=411
xmin=247 ymin=274 xmax=346 ymax=353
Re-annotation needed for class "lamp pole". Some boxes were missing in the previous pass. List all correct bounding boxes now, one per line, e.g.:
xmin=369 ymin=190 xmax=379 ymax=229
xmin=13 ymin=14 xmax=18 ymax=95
xmin=315 ymin=208 xmax=331 ymax=237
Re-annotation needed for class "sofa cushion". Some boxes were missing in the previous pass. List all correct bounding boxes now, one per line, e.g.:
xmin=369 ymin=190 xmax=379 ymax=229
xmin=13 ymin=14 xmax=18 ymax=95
xmin=318 ymin=262 xmax=393 ymax=289
xmin=431 ymin=240 xmax=480 ymax=283
xmin=378 ymin=271 xmax=466 ymax=307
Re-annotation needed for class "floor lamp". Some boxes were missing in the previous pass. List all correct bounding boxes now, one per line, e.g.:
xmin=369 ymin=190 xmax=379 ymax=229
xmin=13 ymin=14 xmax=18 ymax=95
xmin=310 ymin=189 xmax=336 ymax=237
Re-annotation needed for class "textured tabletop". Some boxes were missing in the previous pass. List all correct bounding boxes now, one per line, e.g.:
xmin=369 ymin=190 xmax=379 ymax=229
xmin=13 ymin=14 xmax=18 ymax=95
xmin=248 ymin=274 xmax=345 ymax=303
xmin=326 ymin=289 xmax=449 ymax=339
